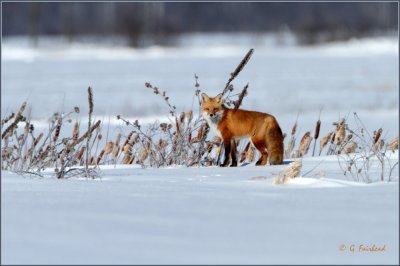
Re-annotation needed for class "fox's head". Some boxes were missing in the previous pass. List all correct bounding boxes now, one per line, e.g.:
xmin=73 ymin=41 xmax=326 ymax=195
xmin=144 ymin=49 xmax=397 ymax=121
xmin=201 ymin=93 xmax=225 ymax=122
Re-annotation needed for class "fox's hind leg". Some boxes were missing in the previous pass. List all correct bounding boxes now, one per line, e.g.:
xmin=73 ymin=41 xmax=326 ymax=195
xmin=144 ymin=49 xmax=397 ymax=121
xmin=251 ymin=138 xmax=268 ymax=166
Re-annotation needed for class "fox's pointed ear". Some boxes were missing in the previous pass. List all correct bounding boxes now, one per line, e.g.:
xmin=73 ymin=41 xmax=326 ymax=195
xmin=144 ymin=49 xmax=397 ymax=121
xmin=201 ymin=93 xmax=210 ymax=102
xmin=215 ymin=93 xmax=223 ymax=103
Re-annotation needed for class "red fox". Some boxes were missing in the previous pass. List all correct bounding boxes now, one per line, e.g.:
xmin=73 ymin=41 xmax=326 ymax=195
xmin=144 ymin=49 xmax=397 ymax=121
xmin=201 ymin=93 xmax=284 ymax=166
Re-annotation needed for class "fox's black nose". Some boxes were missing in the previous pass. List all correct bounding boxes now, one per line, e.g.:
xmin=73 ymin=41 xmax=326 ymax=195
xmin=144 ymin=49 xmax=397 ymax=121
xmin=210 ymin=114 xmax=214 ymax=117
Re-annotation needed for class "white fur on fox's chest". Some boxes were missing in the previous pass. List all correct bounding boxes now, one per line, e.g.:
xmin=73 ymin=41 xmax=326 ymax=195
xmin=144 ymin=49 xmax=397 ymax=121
xmin=202 ymin=111 xmax=222 ymax=137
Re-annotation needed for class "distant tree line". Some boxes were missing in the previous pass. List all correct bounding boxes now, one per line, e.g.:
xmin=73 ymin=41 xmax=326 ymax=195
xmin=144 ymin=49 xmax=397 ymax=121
xmin=2 ymin=2 xmax=397 ymax=46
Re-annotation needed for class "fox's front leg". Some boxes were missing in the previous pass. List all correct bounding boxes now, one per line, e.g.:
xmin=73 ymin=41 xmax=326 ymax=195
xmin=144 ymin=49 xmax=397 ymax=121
xmin=220 ymin=131 xmax=232 ymax=167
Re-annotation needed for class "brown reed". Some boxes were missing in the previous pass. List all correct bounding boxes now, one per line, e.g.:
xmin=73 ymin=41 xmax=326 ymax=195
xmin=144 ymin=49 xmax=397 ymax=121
xmin=319 ymin=132 xmax=333 ymax=156
xmin=299 ymin=131 xmax=312 ymax=157
xmin=388 ymin=136 xmax=398 ymax=151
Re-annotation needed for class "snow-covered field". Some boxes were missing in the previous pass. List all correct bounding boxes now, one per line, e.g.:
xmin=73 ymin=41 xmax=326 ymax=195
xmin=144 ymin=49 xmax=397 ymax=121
xmin=2 ymin=33 xmax=399 ymax=264
xmin=2 ymin=152 xmax=399 ymax=264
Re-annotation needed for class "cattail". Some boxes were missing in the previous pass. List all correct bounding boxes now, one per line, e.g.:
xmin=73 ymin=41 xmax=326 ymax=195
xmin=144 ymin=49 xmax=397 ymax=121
xmin=122 ymin=131 xmax=134 ymax=152
xmin=373 ymin=128 xmax=382 ymax=144
xmin=299 ymin=131 xmax=312 ymax=157
xmin=179 ymin=112 xmax=185 ymax=124
xmin=312 ymin=119 xmax=321 ymax=156
xmin=104 ymin=141 xmax=114 ymax=154
xmin=197 ymin=124 xmax=204 ymax=140
xmin=185 ymin=111 xmax=193 ymax=123
xmin=33 ymin=132 xmax=43 ymax=147
xmin=15 ymin=101 xmax=27 ymax=122
xmin=233 ymin=84 xmax=248 ymax=109
xmin=1 ymin=102 xmax=27 ymax=139
xmin=314 ymin=119 xmax=321 ymax=140
xmin=285 ymin=139 xmax=295 ymax=158
xmin=112 ymin=145 xmax=120 ymax=158
xmin=223 ymin=48 xmax=254 ymax=95
xmin=338 ymin=134 xmax=353 ymax=153
xmin=388 ymin=136 xmax=398 ymax=151
xmin=345 ymin=142 xmax=357 ymax=154
xmin=76 ymin=146 xmax=86 ymax=160
xmin=112 ymin=133 xmax=122 ymax=158
xmin=122 ymin=154 xmax=133 ymax=164
xmin=137 ymin=146 xmax=149 ymax=164
xmin=88 ymin=87 xmax=93 ymax=115
xmin=334 ymin=118 xmax=345 ymax=145
xmin=72 ymin=122 xmax=79 ymax=142
xmin=1 ymin=112 xmax=15 ymax=126
xmin=175 ymin=118 xmax=181 ymax=135
xmin=75 ymin=120 xmax=101 ymax=145
xmin=89 ymin=156 xmax=94 ymax=165
xmin=96 ymin=150 xmax=105 ymax=165
xmin=291 ymin=122 xmax=297 ymax=136
xmin=373 ymin=139 xmax=384 ymax=152
xmin=98 ymin=134 xmax=102 ymax=141
xmin=157 ymin=139 xmax=168 ymax=150
xmin=39 ymin=145 xmax=51 ymax=161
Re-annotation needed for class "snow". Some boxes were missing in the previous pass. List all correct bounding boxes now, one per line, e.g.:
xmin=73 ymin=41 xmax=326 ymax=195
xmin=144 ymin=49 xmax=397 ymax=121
xmin=2 ymin=151 xmax=399 ymax=264
xmin=2 ymin=154 xmax=399 ymax=264
xmin=1 ymin=33 xmax=399 ymax=264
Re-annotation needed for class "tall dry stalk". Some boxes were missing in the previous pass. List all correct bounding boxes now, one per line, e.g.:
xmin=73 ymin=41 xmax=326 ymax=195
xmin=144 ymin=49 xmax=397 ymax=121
xmin=85 ymin=87 xmax=94 ymax=178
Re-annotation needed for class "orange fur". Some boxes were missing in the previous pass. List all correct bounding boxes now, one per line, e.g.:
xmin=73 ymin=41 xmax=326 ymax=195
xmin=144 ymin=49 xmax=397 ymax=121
xmin=201 ymin=93 xmax=283 ymax=166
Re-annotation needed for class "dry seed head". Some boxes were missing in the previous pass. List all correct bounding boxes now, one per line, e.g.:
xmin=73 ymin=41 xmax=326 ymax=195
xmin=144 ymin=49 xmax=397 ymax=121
xmin=314 ymin=119 xmax=321 ymax=139
xmin=88 ymin=87 xmax=93 ymax=114
xmin=291 ymin=122 xmax=297 ymax=136
xmin=72 ymin=122 xmax=79 ymax=142
xmin=112 ymin=145 xmax=120 ymax=158
xmin=1 ymin=112 xmax=15 ymax=126
xmin=122 ymin=154 xmax=133 ymax=164
xmin=185 ymin=111 xmax=193 ymax=122
xmin=33 ymin=132 xmax=44 ymax=147
xmin=105 ymin=141 xmax=114 ymax=154
xmin=299 ymin=131 xmax=312 ymax=156
xmin=285 ymin=139 xmax=295 ymax=158
xmin=179 ymin=112 xmax=185 ymax=124
xmin=373 ymin=128 xmax=383 ymax=144
xmin=74 ymin=106 xmax=80 ymax=113
xmin=122 ymin=132 xmax=134 ymax=152
xmin=273 ymin=161 xmax=302 ymax=185
xmin=334 ymin=122 xmax=345 ymax=145
xmin=76 ymin=146 xmax=86 ymax=160
xmin=345 ymin=142 xmax=357 ymax=154
xmin=197 ymin=124 xmax=204 ymax=140
xmin=96 ymin=150 xmax=105 ymax=165
xmin=388 ymin=136 xmax=398 ymax=151
xmin=212 ymin=136 xmax=222 ymax=146
xmin=373 ymin=139 xmax=384 ymax=152
xmin=115 ymin=133 xmax=122 ymax=146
